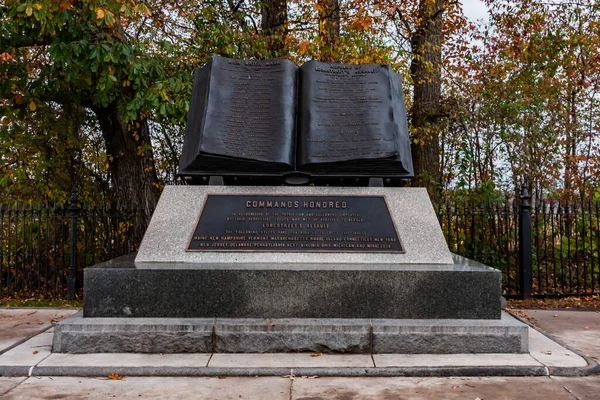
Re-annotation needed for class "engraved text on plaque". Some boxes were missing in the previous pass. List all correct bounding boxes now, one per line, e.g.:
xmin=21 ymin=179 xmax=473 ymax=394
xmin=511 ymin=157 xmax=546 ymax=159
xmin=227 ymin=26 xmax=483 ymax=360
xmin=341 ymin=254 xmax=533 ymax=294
xmin=188 ymin=195 xmax=403 ymax=253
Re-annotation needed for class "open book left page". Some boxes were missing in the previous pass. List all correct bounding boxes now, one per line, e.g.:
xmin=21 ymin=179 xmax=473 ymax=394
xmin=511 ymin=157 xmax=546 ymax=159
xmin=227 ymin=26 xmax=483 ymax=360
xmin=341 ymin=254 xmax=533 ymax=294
xmin=179 ymin=55 xmax=298 ymax=175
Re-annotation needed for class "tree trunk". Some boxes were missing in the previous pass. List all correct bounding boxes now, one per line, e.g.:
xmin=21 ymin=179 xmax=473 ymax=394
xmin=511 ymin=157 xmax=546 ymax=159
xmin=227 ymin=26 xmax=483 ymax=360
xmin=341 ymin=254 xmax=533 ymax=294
xmin=318 ymin=0 xmax=340 ymax=61
xmin=410 ymin=0 xmax=447 ymax=200
xmin=562 ymin=87 xmax=577 ymax=202
xmin=261 ymin=0 xmax=287 ymax=55
xmin=92 ymin=103 xmax=160 ymax=243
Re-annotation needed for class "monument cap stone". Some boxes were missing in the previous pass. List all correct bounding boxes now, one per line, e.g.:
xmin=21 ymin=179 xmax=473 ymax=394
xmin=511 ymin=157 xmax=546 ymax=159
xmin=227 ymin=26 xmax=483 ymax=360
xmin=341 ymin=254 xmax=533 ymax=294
xmin=135 ymin=186 xmax=453 ymax=265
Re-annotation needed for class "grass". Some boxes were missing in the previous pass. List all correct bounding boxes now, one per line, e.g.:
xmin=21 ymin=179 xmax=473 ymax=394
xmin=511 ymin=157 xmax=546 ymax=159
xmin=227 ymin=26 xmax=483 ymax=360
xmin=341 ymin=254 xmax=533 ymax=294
xmin=1 ymin=295 xmax=598 ymax=311
xmin=507 ymin=295 xmax=600 ymax=311
xmin=0 ymin=298 xmax=82 ymax=308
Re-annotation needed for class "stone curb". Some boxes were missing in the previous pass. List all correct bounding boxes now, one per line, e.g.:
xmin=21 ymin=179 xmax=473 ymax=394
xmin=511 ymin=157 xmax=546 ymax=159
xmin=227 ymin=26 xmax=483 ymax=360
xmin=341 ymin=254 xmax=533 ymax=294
xmin=0 ymin=366 xmax=34 ymax=377
xmin=506 ymin=310 xmax=600 ymax=377
xmin=2 ymin=365 xmax=551 ymax=378
xmin=6 ymin=364 xmax=599 ymax=378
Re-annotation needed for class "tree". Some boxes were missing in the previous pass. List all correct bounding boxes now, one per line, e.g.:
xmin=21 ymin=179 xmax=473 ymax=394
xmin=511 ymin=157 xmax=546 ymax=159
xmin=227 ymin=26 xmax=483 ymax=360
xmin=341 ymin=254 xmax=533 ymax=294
xmin=0 ymin=1 xmax=195 ymax=214
xmin=408 ymin=0 xmax=449 ymax=198
xmin=12 ymin=0 xmax=598 ymax=209
xmin=442 ymin=0 xmax=600 ymax=201
xmin=261 ymin=0 xmax=288 ymax=55
xmin=317 ymin=0 xmax=340 ymax=61
xmin=381 ymin=0 xmax=463 ymax=197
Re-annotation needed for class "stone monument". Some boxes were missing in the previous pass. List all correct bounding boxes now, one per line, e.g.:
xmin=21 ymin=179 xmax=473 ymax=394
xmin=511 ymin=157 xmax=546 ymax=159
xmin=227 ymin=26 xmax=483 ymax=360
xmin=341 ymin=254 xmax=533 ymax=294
xmin=53 ymin=56 xmax=527 ymax=354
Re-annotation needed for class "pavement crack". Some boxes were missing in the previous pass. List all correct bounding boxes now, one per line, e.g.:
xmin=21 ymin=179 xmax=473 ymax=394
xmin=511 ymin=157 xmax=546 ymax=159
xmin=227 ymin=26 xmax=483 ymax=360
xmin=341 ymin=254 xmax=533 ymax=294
xmin=205 ymin=352 xmax=214 ymax=367
xmin=0 ymin=377 xmax=29 ymax=398
xmin=28 ymin=347 xmax=54 ymax=377
xmin=288 ymin=369 xmax=294 ymax=400
xmin=369 ymin=319 xmax=376 ymax=368
xmin=549 ymin=375 xmax=580 ymax=400
xmin=0 ymin=324 xmax=55 ymax=356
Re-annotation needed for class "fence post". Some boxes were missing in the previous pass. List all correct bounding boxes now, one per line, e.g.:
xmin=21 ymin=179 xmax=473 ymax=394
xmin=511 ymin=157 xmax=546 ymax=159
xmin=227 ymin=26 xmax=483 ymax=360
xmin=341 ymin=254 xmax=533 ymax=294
xmin=519 ymin=182 xmax=532 ymax=299
xmin=67 ymin=188 xmax=79 ymax=300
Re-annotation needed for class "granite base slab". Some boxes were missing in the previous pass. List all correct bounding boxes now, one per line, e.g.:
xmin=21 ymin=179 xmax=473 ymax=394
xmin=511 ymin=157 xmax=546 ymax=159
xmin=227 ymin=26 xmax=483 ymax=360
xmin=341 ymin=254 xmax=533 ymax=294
xmin=213 ymin=319 xmax=371 ymax=353
xmin=83 ymin=254 xmax=501 ymax=320
xmin=53 ymin=313 xmax=528 ymax=354
xmin=372 ymin=312 xmax=528 ymax=354
xmin=52 ymin=316 xmax=214 ymax=353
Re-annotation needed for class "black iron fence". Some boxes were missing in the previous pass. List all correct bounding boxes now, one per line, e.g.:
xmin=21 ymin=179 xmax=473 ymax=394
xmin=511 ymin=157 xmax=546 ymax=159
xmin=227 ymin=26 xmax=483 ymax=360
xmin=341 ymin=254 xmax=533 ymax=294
xmin=438 ymin=187 xmax=600 ymax=297
xmin=0 ymin=191 xmax=149 ymax=299
xmin=0 ymin=188 xmax=599 ymax=299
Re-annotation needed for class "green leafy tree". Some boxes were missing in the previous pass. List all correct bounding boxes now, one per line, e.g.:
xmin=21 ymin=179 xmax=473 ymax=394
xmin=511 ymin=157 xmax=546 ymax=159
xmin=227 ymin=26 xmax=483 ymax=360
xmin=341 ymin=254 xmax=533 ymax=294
xmin=0 ymin=0 xmax=194 ymax=216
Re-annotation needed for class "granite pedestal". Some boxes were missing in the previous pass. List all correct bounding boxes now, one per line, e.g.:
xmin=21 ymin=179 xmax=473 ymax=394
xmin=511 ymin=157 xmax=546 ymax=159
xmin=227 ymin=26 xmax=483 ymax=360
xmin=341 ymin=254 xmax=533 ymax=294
xmin=82 ymin=254 xmax=500 ymax=320
xmin=53 ymin=186 xmax=529 ymax=354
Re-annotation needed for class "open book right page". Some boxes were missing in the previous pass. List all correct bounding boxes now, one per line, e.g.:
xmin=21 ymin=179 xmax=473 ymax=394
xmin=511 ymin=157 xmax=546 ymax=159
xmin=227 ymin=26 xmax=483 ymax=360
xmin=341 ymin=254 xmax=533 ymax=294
xmin=297 ymin=60 xmax=412 ymax=176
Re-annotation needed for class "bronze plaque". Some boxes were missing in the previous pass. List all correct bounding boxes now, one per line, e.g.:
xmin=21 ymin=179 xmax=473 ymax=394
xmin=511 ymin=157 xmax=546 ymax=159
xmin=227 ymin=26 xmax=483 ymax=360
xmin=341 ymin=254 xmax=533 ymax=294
xmin=187 ymin=195 xmax=403 ymax=253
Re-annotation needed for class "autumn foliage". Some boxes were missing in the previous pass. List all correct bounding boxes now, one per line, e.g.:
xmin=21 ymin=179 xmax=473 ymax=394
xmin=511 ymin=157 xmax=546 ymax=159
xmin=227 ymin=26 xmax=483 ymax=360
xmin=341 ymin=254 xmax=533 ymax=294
xmin=0 ymin=0 xmax=599 ymax=204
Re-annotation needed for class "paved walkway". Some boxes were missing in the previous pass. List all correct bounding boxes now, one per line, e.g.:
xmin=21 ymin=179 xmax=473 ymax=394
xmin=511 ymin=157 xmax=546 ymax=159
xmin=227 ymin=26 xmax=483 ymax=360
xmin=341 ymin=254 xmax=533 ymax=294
xmin=522 ymin=309 xmax=600 ymax=363
xmin=0 ymin=308 xmax=598 ymax=399
xmin=0 ymin=309 xmax=79 ymax=354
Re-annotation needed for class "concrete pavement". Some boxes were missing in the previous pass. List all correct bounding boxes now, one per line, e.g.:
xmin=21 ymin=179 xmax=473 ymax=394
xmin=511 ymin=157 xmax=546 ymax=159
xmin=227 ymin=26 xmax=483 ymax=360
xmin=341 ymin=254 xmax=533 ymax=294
xmin=0 ymin=308 xmax=598 ymax=399
xmin=1 ymin=375 xmax=598 ymax=399
xmin=510 ymin=309 xmax=600 ymax=400
xmin=520 ymin=309 xmax=600 ymax=362
xmin=0 ymin=377 xmax=598 ymax=400
xmin=0 ymin=309 xmax=79 ymax=354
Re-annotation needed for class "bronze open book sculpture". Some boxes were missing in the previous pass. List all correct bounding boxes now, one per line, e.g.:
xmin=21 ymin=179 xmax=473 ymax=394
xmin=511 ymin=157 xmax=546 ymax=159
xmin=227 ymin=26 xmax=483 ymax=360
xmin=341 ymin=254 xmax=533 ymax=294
xmin=178 ymin=55 xmax=413 ymax=184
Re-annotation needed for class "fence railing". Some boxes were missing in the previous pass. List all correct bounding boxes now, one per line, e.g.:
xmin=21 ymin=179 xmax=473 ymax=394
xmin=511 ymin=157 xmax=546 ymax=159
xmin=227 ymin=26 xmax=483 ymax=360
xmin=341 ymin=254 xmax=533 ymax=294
xmin=0 ymin=189 xmax=599 ymax=299
xmin=438 ymin=187 xmax=600 ymax=297
xmin=0 ymin=192 xmax=150 ymax=299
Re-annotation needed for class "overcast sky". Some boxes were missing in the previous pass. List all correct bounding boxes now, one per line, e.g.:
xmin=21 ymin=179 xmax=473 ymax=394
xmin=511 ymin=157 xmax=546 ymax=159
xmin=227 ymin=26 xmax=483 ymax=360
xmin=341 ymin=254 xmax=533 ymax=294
xmin=461 ymin=0 xmax=489 ymax=22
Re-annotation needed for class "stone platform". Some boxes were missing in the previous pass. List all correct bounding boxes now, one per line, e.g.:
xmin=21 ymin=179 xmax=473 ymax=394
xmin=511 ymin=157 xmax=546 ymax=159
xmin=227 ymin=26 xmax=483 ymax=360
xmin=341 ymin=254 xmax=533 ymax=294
xmin=83 ymin=254 xmax=501 ymax=320
xmin=56 ymin=186 xmax=528 ymax=355
xmin=55 ymin=253 xmax=528 ymax=354
xmin=53 ymin=312 xmax=527 ymax=354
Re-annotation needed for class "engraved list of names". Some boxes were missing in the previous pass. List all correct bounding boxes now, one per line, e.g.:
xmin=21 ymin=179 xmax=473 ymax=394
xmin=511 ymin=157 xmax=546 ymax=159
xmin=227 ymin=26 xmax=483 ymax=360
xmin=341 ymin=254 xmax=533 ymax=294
xmin=188 ymin=195 xmax=403 ymax=253
xmin=300 ymin=63 xmax=398 ymax=162
xmin=201 ymin=59 xmax=296 ymax=165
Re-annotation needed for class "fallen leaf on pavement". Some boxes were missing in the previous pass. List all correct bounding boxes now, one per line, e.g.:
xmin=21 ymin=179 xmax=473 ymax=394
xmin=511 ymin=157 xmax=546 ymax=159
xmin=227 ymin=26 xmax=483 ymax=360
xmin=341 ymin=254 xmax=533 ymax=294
xmin=310 ymin=352 xmax=322 ymax=357
xmin=108 ymin=373 xmax=125 ymax=380
xmin=32 ymin=351 xmax=38 ymax=355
